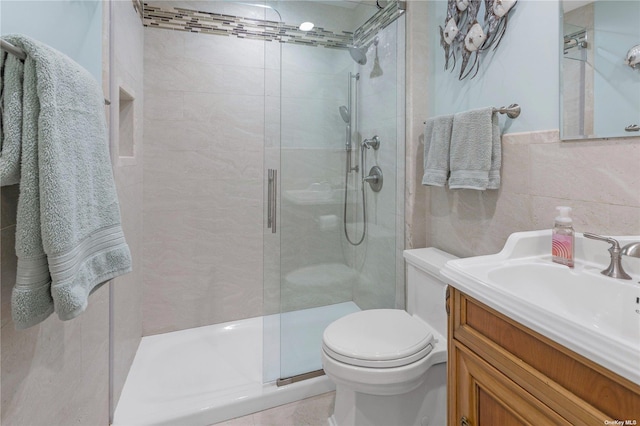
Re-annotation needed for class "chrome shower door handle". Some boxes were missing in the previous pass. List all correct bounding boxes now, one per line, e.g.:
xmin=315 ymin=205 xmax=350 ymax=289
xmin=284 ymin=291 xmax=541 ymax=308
xmin=272 ymin=169 xmax=277 ymax=233
xmin=267 ymin=169 xmax=277 ymax=233
xmin=267 ymin=170 xmax=273 ymax=230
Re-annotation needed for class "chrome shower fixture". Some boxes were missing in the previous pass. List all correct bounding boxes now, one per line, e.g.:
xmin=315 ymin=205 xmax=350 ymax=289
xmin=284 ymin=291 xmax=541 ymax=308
xmin=363 ymin=166 xmax=383 ymax=192
xmin=348 ymin=37 xmax=379 ymax=66
xmin=340 ymin=73 xmax=359 ymax=153
xmin=362 ymin=135 xmax=380 ymax=150
xmin=339 ymin=105 xmax=350 ymax=123
xmin=349 ymin=46 xmax=367 ymax=65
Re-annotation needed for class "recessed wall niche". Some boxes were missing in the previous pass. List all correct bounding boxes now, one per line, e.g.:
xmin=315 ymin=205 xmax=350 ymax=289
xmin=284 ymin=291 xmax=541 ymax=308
xmin=118 ymin=86 xmax=136 ymax=160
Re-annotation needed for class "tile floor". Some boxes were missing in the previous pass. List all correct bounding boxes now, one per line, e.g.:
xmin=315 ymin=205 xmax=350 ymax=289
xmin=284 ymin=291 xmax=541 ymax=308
xmin=214 ymin=392 xmax=335 ymax=426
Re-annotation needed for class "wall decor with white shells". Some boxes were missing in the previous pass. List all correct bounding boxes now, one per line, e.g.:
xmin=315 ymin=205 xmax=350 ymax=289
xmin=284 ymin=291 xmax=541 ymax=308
xmin=439 ymin=0 xmax=517 ymax=80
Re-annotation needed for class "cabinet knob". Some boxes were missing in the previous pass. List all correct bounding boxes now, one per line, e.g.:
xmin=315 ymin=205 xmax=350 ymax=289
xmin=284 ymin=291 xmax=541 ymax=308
xmin=461 ymin=416 xmax=470 ymax=426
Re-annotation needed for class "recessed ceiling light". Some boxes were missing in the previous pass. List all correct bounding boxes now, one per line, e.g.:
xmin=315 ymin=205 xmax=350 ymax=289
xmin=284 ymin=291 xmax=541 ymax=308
xmin=299 ymin=22 xmax=314 ymax=31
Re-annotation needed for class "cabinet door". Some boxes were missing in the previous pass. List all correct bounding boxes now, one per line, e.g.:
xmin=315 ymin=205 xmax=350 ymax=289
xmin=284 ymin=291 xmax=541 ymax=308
xmin=451 ymin=344 xmax=572 ymax=426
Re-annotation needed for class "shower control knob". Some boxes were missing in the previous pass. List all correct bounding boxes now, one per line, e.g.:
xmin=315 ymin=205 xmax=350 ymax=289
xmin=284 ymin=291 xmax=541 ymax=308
xmin=363 ymin=166 xmax=383 ymax=192
xmin=362 ymin=136 xmax=380 ymax=150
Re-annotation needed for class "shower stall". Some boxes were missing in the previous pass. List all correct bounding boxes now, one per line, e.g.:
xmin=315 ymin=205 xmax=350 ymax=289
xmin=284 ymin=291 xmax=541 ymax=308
xmin=114 ymin=1 xmax=405 ymax=424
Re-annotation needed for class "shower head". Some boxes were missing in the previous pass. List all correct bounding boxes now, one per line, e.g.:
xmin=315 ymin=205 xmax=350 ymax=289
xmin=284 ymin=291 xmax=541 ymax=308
xmin=339 ymin=105 xmax=350 ymax=123
xmin=349 ymin=46 xmax=367 ymax=65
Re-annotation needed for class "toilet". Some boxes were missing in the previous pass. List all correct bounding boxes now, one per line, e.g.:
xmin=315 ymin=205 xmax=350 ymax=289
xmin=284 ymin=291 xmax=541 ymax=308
xmin=321 ymin=248 xmax=457 ymax=426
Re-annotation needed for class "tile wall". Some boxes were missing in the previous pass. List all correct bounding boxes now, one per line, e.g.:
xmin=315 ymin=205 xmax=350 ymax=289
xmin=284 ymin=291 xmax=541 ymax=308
xmin=142 ymin=1 xmax=406 ymax=332
xmin=0 ymin=2 xmax=144 ymax=424
xmin=417 ymin=130 xmax=640 ymax=258
xmin=110 ymin=0 xmax=145 ymax=414
xmin=142 ymin=1 xmax=403 ymax=49
xmin=276 ymin=9 xmax=405 ymax=314
xmin=352 ymin=17 xmax=405 ymax=311
xmin=1 ymin=179 xmax=110 ymax=423
xmin=278 ymin=41 xmax=354 ymax=313
xmin=405 ymin=0 xmax=430 ymax=251
xmin=142 ymin=26 xmax=265 ymax=335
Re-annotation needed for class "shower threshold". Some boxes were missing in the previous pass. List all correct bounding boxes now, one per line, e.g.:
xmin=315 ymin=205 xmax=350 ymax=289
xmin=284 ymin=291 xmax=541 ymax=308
xmin=113 ymin=302 xmax=359 ymax=426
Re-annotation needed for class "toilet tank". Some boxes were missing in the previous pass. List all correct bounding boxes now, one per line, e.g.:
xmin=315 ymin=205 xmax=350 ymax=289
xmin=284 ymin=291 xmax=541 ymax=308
xmin=403 ymin=248 xmax=458 ymax=338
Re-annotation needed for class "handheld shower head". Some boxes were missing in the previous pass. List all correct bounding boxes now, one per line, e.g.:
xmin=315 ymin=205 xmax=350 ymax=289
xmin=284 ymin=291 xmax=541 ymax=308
xmin=339 ymin=105 xmax=350 ymax=123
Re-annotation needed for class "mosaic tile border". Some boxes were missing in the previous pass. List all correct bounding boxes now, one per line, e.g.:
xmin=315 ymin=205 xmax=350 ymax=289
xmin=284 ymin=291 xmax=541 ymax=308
xmin=142 ymin=1 xmax=404 ymax=50
xmin=132 ymin=0 xmax=144 ymax=22
xmin=354 ymin=1 xmax=404 ymax=47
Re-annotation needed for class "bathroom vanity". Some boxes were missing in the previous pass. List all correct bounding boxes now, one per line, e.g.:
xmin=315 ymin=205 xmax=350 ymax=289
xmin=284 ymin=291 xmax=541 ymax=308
xmin=442 ymin=230 xmax=640 ymax=425
xmin=446 ymin=287 xmax=640 ymax=425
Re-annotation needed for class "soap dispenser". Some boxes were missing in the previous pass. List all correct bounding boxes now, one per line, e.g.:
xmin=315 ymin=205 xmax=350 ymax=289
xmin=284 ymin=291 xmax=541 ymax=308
xmin=552 ymin=206 xmax=574 ymax=267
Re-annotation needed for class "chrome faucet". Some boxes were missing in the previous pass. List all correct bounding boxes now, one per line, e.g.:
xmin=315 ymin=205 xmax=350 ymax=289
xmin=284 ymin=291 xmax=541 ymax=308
xmin=621 ymin=242 xmax=640 ymax=259
xmin=362 ymin=135 xmax=380 ymax=150
xmin=621 ymin=242 xmax=640 ymax=284
xmin=583 ymin=232 xmax=632 ymax=280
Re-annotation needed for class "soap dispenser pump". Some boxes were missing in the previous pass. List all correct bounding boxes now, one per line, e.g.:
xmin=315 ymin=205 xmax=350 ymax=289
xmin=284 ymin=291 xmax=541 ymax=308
xmin=552 ymin=206 xmax=574 ymax=267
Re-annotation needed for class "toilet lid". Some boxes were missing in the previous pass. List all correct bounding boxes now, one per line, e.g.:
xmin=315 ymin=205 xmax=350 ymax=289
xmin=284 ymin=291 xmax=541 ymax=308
xmin=322 ymin=309 xmax=435 ymax=368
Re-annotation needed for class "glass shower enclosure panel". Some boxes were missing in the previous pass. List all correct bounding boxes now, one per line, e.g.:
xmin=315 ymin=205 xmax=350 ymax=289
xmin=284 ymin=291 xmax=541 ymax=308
xmin=264 ymin=0 xmax=404 ymax=383
xmin=277 ymin=35 xmax=362 ymax=379
xmin=262 ymin=1 xmax=283 ymax=384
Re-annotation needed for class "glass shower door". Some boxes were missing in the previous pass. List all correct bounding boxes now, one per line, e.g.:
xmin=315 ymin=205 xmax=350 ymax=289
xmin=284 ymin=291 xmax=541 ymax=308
xmin=264 ymin=0 xmax=405 ymax=384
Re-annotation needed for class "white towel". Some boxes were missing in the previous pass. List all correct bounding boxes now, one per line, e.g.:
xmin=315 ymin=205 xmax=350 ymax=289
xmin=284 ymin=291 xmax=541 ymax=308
xmin=448 ymin=107 xmax=501 ymax=190
xmin=1 ymin=34 xmax=132 ymax=329
xmin=422 ymin=114 xmax=454 ymax=186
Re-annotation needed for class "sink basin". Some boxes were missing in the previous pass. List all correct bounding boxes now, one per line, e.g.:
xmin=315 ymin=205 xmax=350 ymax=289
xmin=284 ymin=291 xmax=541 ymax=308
xmin=487 ymin=261 xmax=639 ymax=345
xmin=442 ymin=230 xmax=640 ymax=385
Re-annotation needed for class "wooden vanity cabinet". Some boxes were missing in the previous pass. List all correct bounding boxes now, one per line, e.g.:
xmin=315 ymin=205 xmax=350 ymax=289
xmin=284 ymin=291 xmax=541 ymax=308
xmin=446 ymin=287 xmax=640 ymax=426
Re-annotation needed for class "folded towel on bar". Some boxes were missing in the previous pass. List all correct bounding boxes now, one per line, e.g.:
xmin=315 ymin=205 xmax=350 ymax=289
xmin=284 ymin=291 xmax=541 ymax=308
xmin=448 ymin=107 xmax=501 ymax=190
xmin=1 ymin=51 xmax=24 ymax=185
xmin=1 ymin=34 xmax=132 ymax=329
xmin=422 ymin=114 xmax=454 ymax=187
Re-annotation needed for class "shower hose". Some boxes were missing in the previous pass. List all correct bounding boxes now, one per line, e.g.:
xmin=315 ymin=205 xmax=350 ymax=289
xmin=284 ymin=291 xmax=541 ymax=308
xmin=343 ymin=143 xmax=367 ymax=246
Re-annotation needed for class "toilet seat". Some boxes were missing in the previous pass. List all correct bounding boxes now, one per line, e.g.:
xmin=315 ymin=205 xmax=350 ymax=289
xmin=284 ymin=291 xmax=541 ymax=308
xmin=322 ymin=309 xmax=435 ymax=368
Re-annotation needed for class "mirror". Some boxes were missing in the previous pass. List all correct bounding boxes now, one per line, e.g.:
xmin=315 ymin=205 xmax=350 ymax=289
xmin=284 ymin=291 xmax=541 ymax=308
xmin=561 ymin=0 xmax=640 ymax=140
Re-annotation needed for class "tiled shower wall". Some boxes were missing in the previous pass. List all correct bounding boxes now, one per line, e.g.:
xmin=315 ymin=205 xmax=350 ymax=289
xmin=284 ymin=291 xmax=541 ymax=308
xmin=352 ymin=17 xmax=405 ymax=311
xmin=277 ymin=41 xmax=355 ymax=313
xmin=142 ymin=26 xmax=265 ymax=335
xmin=275 ymin=6 xmax=405 ymax=315
xmin=142 ymin=2 xmax=406 ymax=333
xmin=110 ymin=0 xmax=145 ymax=413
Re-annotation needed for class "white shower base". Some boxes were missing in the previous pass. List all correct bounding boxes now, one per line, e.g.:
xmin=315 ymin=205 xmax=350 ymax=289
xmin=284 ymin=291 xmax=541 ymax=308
xmin=113 ymin=302 xmax=359 ymax=426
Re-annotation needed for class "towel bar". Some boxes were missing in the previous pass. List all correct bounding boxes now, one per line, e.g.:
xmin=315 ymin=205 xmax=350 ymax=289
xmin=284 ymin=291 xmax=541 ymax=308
xmin=423 ymin=103 xmax=521 ymax=124
xmin=1 ymin=39 xmax=26 ymax=60
xmin=493 ymin=104 xmax=521 ymax=118
xmin=2 ymin=39 xmax=110 ymax=106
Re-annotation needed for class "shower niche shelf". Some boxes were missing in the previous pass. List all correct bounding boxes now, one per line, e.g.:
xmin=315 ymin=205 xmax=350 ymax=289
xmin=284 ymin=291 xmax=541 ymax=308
xmin=117 ymin=85 xmax=136 ymax=165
